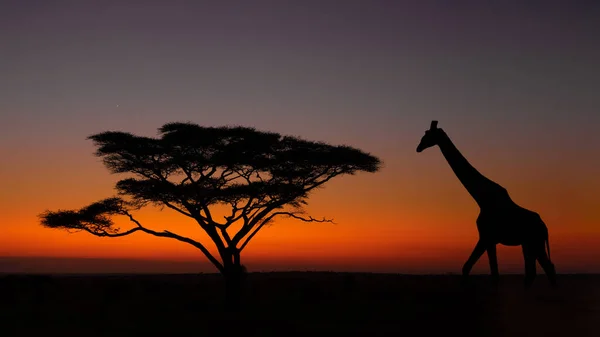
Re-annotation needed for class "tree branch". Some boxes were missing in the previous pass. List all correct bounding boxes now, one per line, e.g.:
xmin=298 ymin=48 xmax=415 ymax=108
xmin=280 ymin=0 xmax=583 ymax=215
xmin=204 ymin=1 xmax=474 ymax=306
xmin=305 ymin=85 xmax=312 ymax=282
xmin=220 ymin=227 xmax=232 ymax=246
xmin=223 ymin=196 xmax=256 ymax=227
xmin=81 ymin=227 xmax=141 ymax=237
xmin=162 ymin=201 xmax=194 ymax=218
xmin=231 ymin=202 xmax=281 ymax=245
xmin=238 ymin=211 xmax=334 ymax=251
xmin=280 ymin=213 xmax=335 ymax=224
xmin=200 ymin=204 xmax=219 ymax=225
xmin=122 ymin=212 xmax=225 ymax=273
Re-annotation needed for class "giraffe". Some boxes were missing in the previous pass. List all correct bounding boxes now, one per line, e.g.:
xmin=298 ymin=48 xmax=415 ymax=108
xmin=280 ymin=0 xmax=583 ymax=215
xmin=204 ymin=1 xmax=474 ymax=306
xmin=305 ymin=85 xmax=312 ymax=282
xmin=416 ymin=120 xmax=557 ymax=288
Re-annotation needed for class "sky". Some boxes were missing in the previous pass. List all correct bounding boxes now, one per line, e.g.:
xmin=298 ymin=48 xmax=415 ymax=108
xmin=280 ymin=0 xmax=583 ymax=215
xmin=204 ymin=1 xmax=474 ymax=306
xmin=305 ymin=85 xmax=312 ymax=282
xmin=1 ymin=0 xmax=599 ymax=274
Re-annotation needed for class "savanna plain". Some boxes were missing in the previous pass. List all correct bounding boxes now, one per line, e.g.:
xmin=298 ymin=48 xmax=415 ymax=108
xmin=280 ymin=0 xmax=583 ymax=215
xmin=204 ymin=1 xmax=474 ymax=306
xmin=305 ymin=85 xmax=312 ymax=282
xmin=1 ymin=272 xmax=598 ymax=337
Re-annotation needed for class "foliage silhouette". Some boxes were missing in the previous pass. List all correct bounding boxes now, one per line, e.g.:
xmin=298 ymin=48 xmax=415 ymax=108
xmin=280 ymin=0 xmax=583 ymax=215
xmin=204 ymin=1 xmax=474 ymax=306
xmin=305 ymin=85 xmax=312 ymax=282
xmin=39 ymin=122 xmax=381 ymax=305
xmin=417 ymin=120 xmax=557 ymax=288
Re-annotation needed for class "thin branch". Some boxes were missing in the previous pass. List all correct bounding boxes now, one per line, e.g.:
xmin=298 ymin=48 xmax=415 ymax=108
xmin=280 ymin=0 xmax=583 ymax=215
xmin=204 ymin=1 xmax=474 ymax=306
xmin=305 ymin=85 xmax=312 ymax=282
xmin=223 ymin=196 xmax=256 ymax=227
xmin=238 ymin=219 xmax=270 ymax=251
xmin=220 ymin=168 xmax=238 ymax=182
xmin=232 ymin=174 xmax=338 ymax=245
xmin=188 ymin=210 xmax=228 ymax=256
xmin=231 ymin=202 xmax=281 ymax=244
xmin=162 ymin=201 xmax=194 ymax=218
xmin=199 ymin=166 xmax=217 ymax=179
xmin=280 ymin=213 xmax=335 ymax=224
xmin=81 ymin=227 xmax=141 ymax=237
xmin=173 ymin=166 xmax=221 ymax=226
xmin=303 ymin=171 xmax=340 ymax=194
xmin=176 ymin=165 xmax=196 ymax=186
xmin=147 ymin=174 xmax=229 ymax=256
xmin=238 ymin=211 xmax=334 ymax=251
xmin=151 ymin=169 xmax=210 ymax=223
xmin=200 ymin=204 xmax=225 ymax=227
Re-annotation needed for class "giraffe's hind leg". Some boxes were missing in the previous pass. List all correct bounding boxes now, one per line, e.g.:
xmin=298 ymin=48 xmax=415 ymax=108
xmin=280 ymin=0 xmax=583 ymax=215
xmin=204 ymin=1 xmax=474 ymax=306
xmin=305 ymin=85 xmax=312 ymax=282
xmin=535 ymin=241 xmax=557 ymax=287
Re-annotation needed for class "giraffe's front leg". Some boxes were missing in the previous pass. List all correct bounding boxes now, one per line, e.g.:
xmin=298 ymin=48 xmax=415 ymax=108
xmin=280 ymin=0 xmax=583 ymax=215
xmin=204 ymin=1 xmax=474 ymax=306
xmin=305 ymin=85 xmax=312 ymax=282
xmin=462 ymin=239 xmax=487 ymax=278
xmin=522 ymin=244 xmax=537 ymax=289
xmin=487 ymin=244 xmax=500 ymax=285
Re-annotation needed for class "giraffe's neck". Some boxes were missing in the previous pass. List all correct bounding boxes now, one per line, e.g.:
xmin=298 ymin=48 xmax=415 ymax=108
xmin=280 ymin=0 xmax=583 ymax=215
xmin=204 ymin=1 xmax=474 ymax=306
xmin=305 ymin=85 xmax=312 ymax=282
xmin=437 ymin=130 xmax=508 ymax=207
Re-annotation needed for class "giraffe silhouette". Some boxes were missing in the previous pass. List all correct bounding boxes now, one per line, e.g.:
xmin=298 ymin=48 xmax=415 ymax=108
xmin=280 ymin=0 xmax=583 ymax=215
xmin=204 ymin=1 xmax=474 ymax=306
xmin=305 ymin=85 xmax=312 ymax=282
xmin=416 ymin=120 xmax=557 ymax=288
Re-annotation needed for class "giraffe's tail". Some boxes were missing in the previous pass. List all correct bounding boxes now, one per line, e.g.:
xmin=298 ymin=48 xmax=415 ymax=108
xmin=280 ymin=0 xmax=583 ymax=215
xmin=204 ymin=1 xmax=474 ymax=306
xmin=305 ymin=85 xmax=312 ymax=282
xmin=546 ymin=232 xmax=552 ymax=261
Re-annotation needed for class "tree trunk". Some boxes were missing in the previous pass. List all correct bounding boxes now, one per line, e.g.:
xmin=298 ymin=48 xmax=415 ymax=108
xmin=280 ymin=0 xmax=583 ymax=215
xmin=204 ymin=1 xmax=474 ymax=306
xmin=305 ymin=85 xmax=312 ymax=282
xmin=222 ymin=251 xmax=246 ymax=310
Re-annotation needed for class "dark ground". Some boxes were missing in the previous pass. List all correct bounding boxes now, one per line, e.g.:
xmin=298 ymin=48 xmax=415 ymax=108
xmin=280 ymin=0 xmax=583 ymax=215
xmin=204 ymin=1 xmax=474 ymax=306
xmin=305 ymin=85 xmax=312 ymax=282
xmin=1 ymin=272 xmax=598 ymax=337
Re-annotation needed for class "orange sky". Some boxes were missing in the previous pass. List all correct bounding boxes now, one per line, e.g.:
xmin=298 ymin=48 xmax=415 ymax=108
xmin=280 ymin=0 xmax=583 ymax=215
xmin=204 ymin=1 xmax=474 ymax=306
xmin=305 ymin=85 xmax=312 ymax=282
xmin=2 ymin=139 xmax=599 ymax=274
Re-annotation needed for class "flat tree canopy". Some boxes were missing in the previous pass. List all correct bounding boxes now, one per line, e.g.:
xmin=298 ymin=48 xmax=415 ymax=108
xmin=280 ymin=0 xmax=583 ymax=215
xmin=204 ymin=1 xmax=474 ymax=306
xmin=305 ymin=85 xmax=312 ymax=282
xmin=39 ymin=122 xmax=381 ymax=278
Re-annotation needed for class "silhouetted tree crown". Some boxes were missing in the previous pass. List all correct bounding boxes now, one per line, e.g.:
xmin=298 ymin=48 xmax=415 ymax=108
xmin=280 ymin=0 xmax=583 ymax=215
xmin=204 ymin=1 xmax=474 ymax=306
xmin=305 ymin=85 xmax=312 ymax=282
xmin=39 ymin=122 xmax=381 ymax=278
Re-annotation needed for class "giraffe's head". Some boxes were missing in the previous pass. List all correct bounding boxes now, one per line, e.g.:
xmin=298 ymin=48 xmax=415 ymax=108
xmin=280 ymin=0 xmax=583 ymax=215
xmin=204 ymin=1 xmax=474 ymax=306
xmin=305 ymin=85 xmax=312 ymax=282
xmin=416 ymin=120 xmax=441 ymax=153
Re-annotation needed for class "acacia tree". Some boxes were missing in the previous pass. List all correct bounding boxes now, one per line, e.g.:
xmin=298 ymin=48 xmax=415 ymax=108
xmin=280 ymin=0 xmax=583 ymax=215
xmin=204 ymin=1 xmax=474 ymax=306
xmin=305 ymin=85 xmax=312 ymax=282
xmin=39 ymin=122 xmax=381 ymax=304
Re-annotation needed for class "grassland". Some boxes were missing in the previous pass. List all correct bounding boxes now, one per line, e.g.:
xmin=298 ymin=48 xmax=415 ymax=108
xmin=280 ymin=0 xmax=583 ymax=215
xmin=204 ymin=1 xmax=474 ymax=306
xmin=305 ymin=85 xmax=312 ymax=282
xmin=1 ymin=272 xmax=598 ymax=336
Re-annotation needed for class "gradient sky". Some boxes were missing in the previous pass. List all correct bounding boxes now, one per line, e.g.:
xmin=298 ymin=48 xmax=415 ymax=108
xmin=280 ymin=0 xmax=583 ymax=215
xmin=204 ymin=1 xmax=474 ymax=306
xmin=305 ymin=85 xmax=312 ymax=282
xmin=1 ymin=0 xmax=599 ymax=274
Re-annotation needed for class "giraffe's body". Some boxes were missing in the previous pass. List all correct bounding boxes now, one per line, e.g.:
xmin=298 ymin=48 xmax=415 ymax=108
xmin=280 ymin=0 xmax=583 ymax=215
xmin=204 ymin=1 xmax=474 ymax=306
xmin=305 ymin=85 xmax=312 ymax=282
xmin=417 ymin=121 xmax=557 ymax=287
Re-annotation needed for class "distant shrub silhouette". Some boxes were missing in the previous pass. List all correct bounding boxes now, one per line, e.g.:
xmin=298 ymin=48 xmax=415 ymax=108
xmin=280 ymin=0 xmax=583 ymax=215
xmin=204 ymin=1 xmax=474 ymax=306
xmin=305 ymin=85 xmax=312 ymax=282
xmin=38 ymin=122 xmax=381 ymax=306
